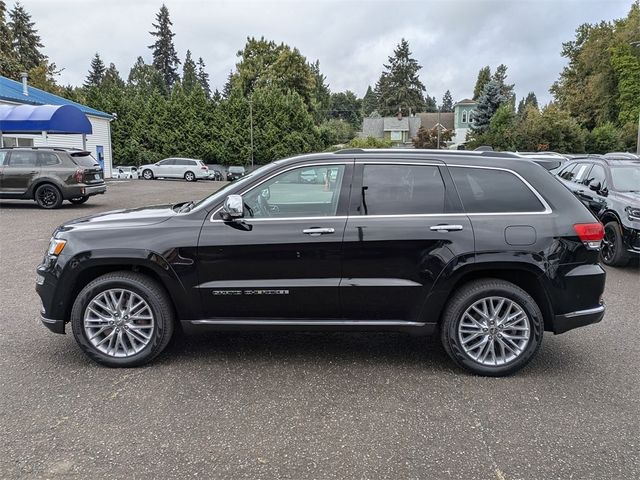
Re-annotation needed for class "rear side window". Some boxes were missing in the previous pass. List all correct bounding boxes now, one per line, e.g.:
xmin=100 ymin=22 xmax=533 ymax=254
xmin=175 ymin=159 xmax=195 ymax=166
xmin=71 ymin=153 xmax=99 ymax=168
xmin=7 ymin=151 xmax=37 ymax=167
xmin=573 ymin=163 xmax=592 ymax=183
xmin=558 ymin=163 xmax=578 ymax=180
xmin=0 ymin=151 xmax=7 ymax=166
xmin=450 ymin=167 xmax=545 ymax=213
xmin=37 ymin=152 xmax=60 ymax=166
xmin=361 ymin=164 xmax=446 ymax=215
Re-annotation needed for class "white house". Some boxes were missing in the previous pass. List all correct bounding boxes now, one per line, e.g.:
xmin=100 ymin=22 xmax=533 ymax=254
xmin=0 ymin=74 xmax=114 ymax=177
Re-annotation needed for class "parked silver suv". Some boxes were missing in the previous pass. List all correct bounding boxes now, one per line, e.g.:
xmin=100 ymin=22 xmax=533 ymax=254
xmin=140 ymin=158 xmax=210 ymax=182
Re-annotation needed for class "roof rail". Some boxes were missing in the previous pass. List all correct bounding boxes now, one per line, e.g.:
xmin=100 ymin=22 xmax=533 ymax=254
xmin=333 ymin=148 xmax=520 ymax=158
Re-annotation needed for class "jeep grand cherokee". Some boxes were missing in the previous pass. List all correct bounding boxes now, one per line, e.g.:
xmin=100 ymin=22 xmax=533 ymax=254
xmin=36 ymin=149 xmax=606 ymax=376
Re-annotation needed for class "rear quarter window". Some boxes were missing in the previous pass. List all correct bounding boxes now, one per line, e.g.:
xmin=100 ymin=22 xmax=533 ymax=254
xmin=450 ymin=167 xmax=545 ymax=213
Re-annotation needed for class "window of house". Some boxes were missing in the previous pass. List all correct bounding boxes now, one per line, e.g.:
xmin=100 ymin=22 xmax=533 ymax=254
xmin=461 ymin=111 xmax=468 ymax=123
xmin=243 ymin=164 xmax=346 ymax=218
xmin=360 ymin=164 xmax=446 ymax=215
xmin=450 ymin=167 xmax=545 ymax=213
xmin=1 ymin=137 xmax=34 ymax=148
xmin=390 ymin=131 xmax=403 ymax=141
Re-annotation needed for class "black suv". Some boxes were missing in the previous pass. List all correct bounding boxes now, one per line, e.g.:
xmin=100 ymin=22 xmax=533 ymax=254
xmin=556 ymin=158 xmax=640 ymax=266
xmin=36 ymin=149 xmax=606 ymax=376
xmin=0 ymin=147 xmax=106 ymax=208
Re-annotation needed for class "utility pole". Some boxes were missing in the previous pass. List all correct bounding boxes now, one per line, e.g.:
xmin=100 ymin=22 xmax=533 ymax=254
xmin=249 ymin=97 xmax=254 ymax=169
xmin=437 ymin=108 xmax=441 ymax=149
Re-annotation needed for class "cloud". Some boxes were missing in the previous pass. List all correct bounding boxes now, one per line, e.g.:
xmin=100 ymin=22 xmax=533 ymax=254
xmin=19 ymin=0 xmax=633 ymax=105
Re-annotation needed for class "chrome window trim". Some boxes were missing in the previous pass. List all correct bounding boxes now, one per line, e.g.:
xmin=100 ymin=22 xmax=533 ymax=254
xmin=209 ymin=161 xmax=352 ymax=222
xmin=209 ymin=161 xmax=553 ymax=223
xmin=447 ymin=164 xmax=552 ymax=215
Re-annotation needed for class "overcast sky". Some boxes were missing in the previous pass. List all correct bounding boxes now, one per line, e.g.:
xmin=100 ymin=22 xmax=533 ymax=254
xmin=19 ymin=0 xmax=634 ymax=105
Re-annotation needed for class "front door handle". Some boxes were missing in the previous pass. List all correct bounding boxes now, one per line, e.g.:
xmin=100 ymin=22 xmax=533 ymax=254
xmin=303 ymin=227 xmax=335 ymax=235
xmin=430 ymin=224 xmax=464 ymax=232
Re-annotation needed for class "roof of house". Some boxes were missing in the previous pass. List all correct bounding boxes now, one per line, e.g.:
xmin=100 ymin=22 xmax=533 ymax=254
xmin=454 ymin=98 xmax=477 ymax=107
xmin=417 ymin=112 xmax=454 ymax=130
xmin=0 ymin=75 xmax=112 ymax=119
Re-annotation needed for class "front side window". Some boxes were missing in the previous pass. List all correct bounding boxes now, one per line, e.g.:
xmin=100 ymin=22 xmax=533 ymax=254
xmin=558 ymin=163 xmax=578 ymax=180
xmin=360 ymin=164 xmax=446 ymax=215
xmin=585 ymin=165 xmax=606 ymax=189
xmin=7 ymin=151 xmax=37 ymax=168
xmin=450 ymin=167 xmax=545 ymax=213
xmin=243 ymin=164 xmax=345 ymax=218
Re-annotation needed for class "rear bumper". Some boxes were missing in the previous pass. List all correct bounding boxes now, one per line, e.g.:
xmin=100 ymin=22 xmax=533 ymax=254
xmin=551 ymin=304 xmax=605 ymax=334
xmin=65 ymin=183 xmax=107 ymax=198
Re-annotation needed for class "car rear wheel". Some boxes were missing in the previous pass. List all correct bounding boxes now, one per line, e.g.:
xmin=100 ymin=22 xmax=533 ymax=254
xmin=440 ymin=279 xmax=543 ymax=376
xmin=34 ymin=184 xmax=63 ymax=209
xmin=69 ymin=196 xmax=89 ymax=205
xmin=71 ymin=271 xmax=174 ymax=367
xmin=184 ymin=171 xmax=196 ymax=182
xmin=601 ymin=221 xmax=630 ymax=267
xmin=142 ymin=169 xmax=154 ymax=180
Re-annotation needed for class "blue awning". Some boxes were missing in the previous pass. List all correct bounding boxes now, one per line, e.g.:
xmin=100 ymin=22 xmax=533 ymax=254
xmin=0 ymin=104 xmax=93 ymax=134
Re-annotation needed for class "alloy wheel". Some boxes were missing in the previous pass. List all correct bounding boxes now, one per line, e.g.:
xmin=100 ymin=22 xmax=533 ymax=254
xmin=601 ymin=225 xmax=616 ymax=263
xmin=143 ymin=170 xmax=153 ymax=180
xmin=37 ymin=186 xmax=58 ymax=207
xmin=458 ymin=296 xmax=531 ymax=366
xmin=84 ymin=288 xmax=155 ymax=357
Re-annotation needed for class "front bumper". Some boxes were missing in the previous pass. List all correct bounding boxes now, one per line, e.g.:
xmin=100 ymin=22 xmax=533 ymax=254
xmin=551 ymin=304 xmax=605 ymax=334
xmin=40 ymin=313 xmax=65 ymax=334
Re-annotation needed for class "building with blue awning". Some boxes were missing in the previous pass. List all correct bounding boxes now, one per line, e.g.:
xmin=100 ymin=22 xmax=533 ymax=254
xmin=0 ymin=74 xmax=113 ymax=177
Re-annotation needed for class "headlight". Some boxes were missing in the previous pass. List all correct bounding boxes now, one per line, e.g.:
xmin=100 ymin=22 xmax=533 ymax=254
xmin=47 ymin=238 xmax=67 ymax=256
xmin=626 ymin=207 xmax=640 ymax=222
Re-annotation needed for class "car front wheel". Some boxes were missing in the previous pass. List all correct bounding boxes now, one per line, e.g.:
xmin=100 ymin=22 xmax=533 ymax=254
xmin=71 ymin=271 xmax=174 ymax=367
xmin=142 ymin=169 xmax=154 ymax=180
xmin=601 ymin=221 xmax=630 ymax=267
xmin=440 ymin=279 xmax=543 ymax=376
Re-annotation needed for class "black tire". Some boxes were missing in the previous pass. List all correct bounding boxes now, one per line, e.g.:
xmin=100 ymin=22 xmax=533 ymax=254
xmin=142 ymin=169 xmax=154 ymax=180
xmin=184 ymin=171 xmax=196 ymax=182
xmin=440 ymin=279 xmax=544 ymax=377
xmin=70 ymin=271 xmax=175 ymax=367
xmin=69 ymin=196 xmax=89 ymax=205
xmin=34 ymin=183 xmax=63 ymax=209
xmin=601 ymin=221 xmax=630 ymax=267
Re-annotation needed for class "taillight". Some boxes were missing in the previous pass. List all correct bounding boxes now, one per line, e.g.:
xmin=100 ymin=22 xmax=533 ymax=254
xmin=201 ymin=166 xmax=208 ymax=170
xmin=574 ymin=223 xmax=604 ymax=250
xmin=73 ymin=169 xmax=83 ymax=182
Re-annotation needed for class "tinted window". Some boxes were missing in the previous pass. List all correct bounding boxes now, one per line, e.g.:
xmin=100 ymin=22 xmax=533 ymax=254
xmin=558 ymin=163 xmax=578 ymax=180
xmin=0 ymin=151 xmax=7 ymax=166
xmin=175 ymin=159 xmax=195 ymax=166
xmin=71 ymin=153 xmax=99 ymax=168
xmin=38 ymin=152 xmax=60 ymax=166
xmin=585 ymin=165 xmax=606 ymax=189
xmin=360 ymin=165 xmax=446 ymax=215
xmin=7 ymin=151 xmax=37 ymax=167
xmin=244 ymin=165 xmax=345 ymax=218
xmin=450 ymin=167 xmax=545 ymax=213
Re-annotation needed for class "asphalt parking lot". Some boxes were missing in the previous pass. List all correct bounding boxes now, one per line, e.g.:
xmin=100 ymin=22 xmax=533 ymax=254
xmin=1 ymin=179 xmax=639 ymax=479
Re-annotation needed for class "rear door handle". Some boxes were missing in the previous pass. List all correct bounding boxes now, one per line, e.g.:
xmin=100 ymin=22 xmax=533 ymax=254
xmin=303 ymin=227 xmax=335 ymax=235
xmin=430 ymin=224 xmax=464 ymax=232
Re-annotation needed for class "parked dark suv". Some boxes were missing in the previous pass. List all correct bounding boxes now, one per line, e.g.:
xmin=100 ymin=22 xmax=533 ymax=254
xmin=556 ymin=157 xmax=640 ymax=266
xmin=36 ymin=149 xmax=606 ymax=375
xmin=0 ymin=147 xmax=106 ymax=208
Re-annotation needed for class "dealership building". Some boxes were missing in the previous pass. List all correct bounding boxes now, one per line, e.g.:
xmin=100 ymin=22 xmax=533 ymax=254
xmin=0 ymin=74 xmax=114 ymax=177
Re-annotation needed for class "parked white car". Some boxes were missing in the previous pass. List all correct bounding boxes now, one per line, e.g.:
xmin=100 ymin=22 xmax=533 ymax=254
xmin=112 ymin=166 xmax=139 ymax=179
xmin=139 ymin=158 xmax=210 ymax=182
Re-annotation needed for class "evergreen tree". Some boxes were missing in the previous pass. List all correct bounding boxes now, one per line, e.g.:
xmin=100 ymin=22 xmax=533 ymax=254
xmin=128 ymin=56 xmax=166 ymax=94
xmin=517 ymin=92 xmax=539 ymax=116
xmin=424 ymin=95 xmax=437 ymax=113
xmin=84 ymin=53 xmax=105 ymax=88
xmin=310 ymin=60 xmax=331 ymax=123
xmin=441 ymin=90 xmax=453 ymax=112
xmin=329 ymin=90 xmax=362 ymax=128
xmin=471 ymin=79 xmax=505 ymax=133
xmin=375 ymin=39 xmax=427 ymax=115
xmin=8 ymin=2 xmax=46 ymax=70
xmin=362 ymin=86 xmax=377 ymax=116
xmin=182 ymin=50 xmax=198 ymax=93
xmin=196 ymin=57 xmax=211 ymax=98
xmin=148 ymin=4 xmax=180 ymax=88
xmin=222 ymin=70 xmax=233 ymax=98
xmin=491 ymin=64 xmax=515 ymax=101
xmin=473 ymin=66 xmax=491 ymax=100
xmin=103 ymin=63 xmax=124 ymax=90
xmin=0 ymin=1 xmax=19 ymax=78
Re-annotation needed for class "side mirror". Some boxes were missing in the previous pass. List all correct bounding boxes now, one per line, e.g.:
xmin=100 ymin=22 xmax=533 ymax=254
xmin=221 ymin=194 xmax=244 ymax=220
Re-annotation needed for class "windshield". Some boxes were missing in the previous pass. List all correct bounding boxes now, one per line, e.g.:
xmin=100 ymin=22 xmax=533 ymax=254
xmin=191 ymin=162 xmax=279 ymax=211
xmin=610 ymin=166 xmax=640 ymax=191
